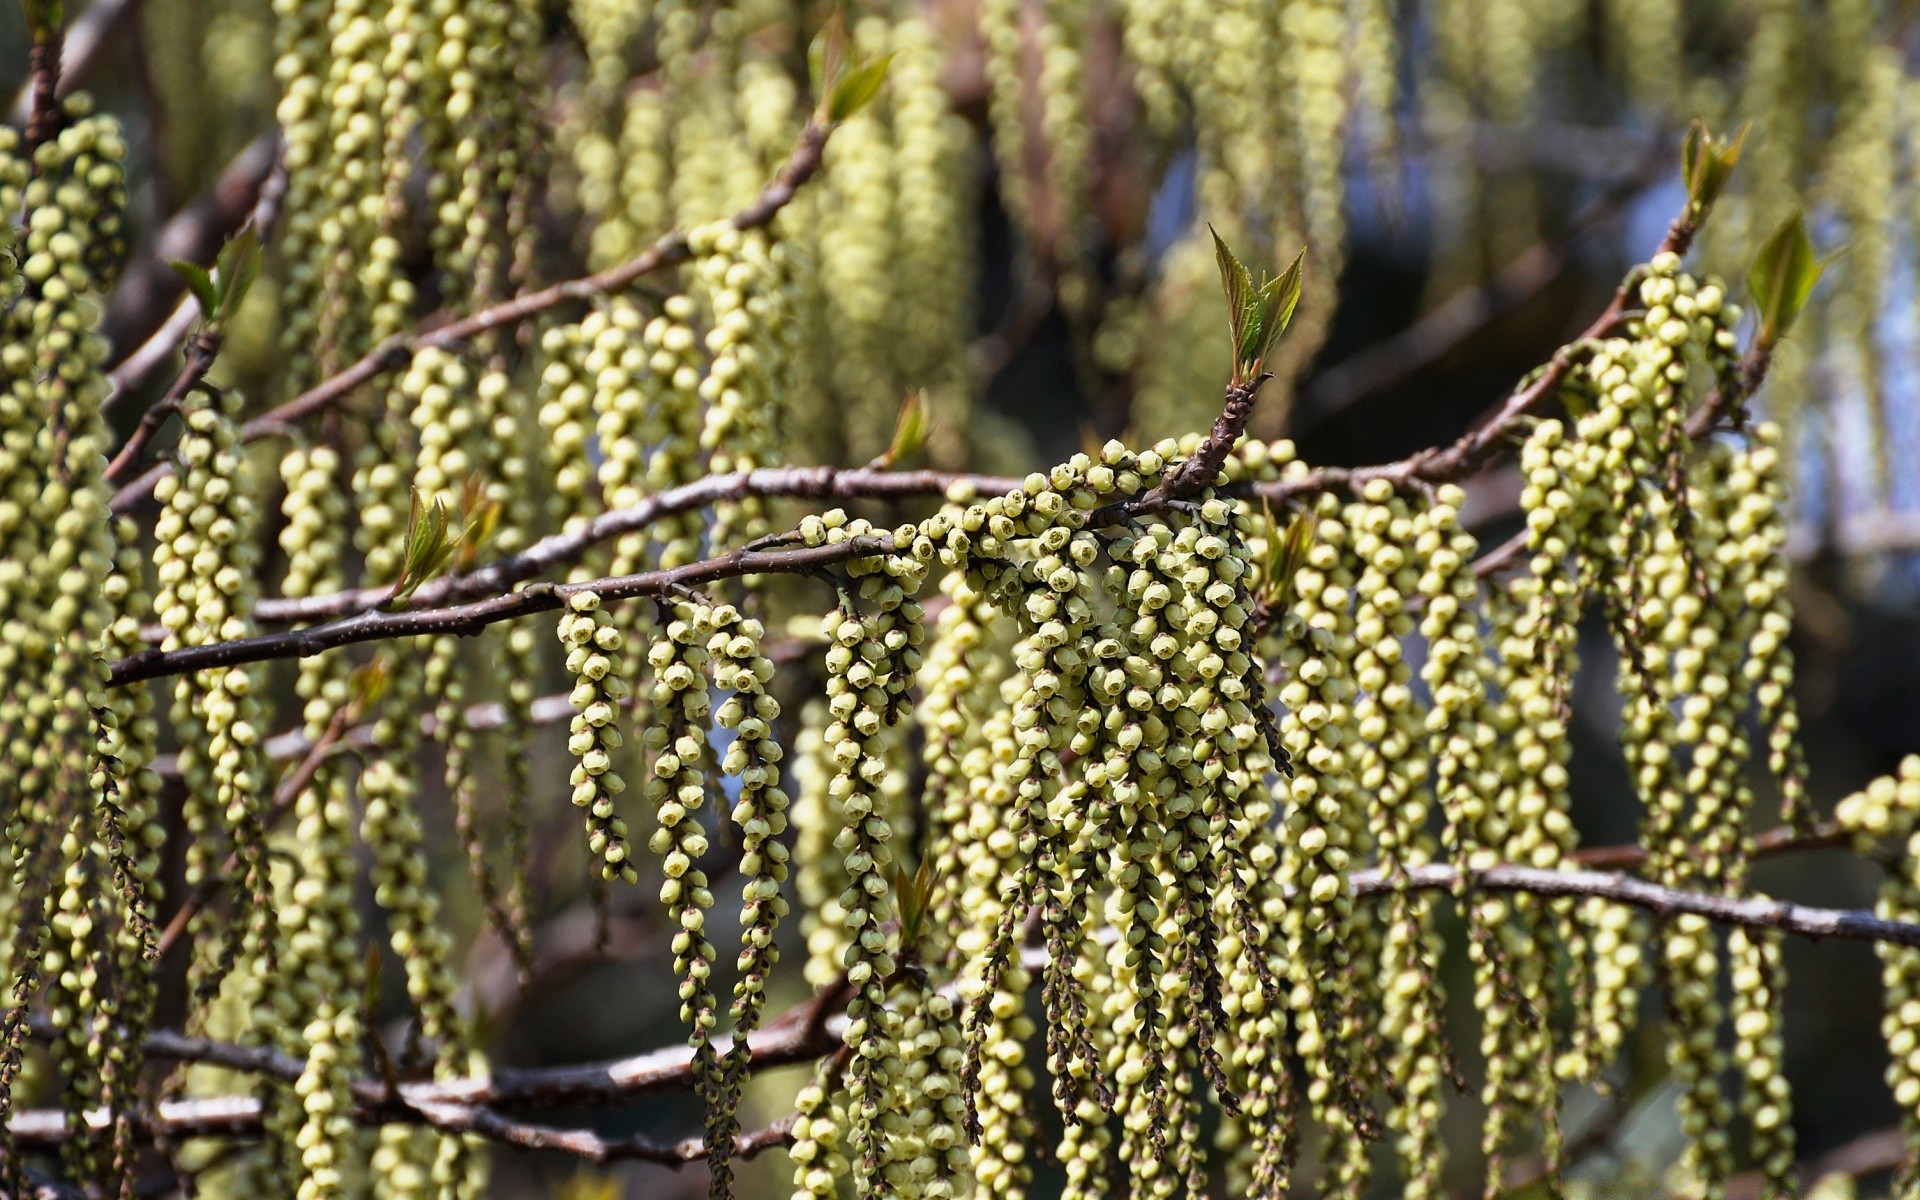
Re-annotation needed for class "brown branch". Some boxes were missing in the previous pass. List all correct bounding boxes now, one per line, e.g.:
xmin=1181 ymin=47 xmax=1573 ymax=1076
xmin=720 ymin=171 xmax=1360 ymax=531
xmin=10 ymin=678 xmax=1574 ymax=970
xmin=103 ymin=134 xmax=285 ymax=413
xmin=1570 ymin=820 xmax=1849 ymax=872
xmin=250 ymin=465 xmax=1025 ymax=629
xmin=102 ymin=330 xmax=219 ymax=483
xmin=151 ymin=707 xmax=349 ymax=959
xmin=11 ymin=978 xmax=853 ymax=1148
xmin=1109 ymin=373 xmax=1270 ymax=520
xmin=101 ymin=193 xmax=1733 ymax=688
xmin=22 ymin=21 xmax=63 ymax=156
xmin=405 ymin=1102 xmax=797 ymax=1167
xmin=1300 ymin=146 xmax=1667 ymax=425
xmin=16 ymin=863 xmax=1920 ymax=1155
xmin=107 ymin=120 xmax=834 ymax=515
xmin=1277 ymin=204 xmax=1704 ymax=504
xmin=6 ymin=0 xmax=139 ymax=128
xmin=107 ymin=536 xmax=894 ymax=686
xmin=1472 ymin=338 xmax=1777 ymax=578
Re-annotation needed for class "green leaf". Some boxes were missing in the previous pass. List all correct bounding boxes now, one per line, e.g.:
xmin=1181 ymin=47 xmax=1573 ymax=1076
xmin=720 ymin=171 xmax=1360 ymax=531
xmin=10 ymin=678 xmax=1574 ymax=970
xmin=1259 ymin=504 xmax=1316 ymax=610
xmin=22 ymin=0 xmax=63 ymax=40
xmin=808 ymin=11 xmax=847 ymax=103
xmin=1211 ymin=228 xmax=1306 ymax=381
xmin=347 ymin=656 xmax=392 ymax=717
xmin=170 ymin=259 xmax=218 ymax=321
xmin=1251 ymin=248 xmax=1307 ymax=370
xmin=1682 ymin=120 xmax=1747 ymax=222
xmin=1210 ymin=225 xmax=1254 ymax=377
xmin=216 ymin=227 xmax=262 ymax=321
xmin=828 ymin=51 xmax=894 ymax=122
xmin=879 ymin=389 xmax=930 ymax=467
xmin=389 ymin=488 xmax=456 ymax=605
xmin=1747 ymin=211 xmax=1826 ymax=347
xmin=893 ymin=859 xmax=932 ymax=952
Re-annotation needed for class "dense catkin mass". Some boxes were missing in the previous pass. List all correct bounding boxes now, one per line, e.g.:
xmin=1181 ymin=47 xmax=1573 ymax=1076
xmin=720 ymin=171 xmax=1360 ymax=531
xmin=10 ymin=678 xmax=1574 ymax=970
xmin=15 ymin=1 xmax=1920 ymax=1197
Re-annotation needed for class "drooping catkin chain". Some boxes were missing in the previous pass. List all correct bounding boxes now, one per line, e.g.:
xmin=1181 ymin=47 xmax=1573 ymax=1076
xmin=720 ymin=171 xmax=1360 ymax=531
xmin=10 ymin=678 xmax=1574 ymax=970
xmin=152 ymin=385 xmax=273 ymax=998
xmin=708 ymin=601 xmax=791 ymax=1187
xmin=643 ymin=597 xmax=731 ymax=1168
xmin=817 ymin=560 xmax=927 ymax=1190
xmin=0 ymin=96 xmax=153 ymax=1199
xmin=274 ymin=440 xmax=364 ymax=1200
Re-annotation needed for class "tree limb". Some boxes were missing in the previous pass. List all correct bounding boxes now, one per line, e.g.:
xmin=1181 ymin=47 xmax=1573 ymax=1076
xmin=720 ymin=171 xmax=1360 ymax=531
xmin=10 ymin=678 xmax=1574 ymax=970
xmin=107 ymin=536 xmax=896 ymax=686
xmin=107 ymin=120 xmax=834 ymax=515
xmin=14 ymin=861 xmax=1920 ymax=1153
xmin=6 ymin=0 xmax=139 ymax=128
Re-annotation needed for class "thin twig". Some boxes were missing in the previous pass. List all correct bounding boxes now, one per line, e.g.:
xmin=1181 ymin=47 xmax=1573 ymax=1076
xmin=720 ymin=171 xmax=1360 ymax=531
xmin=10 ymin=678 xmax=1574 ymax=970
xmin=103 ymin=134 xmax=285 ymax=413
xmin=107 ymin=536 xmax=896 ymax=686
xmin=102 ymin=330 xmax=219 ymax=483
xmin=22 ymin=19 xmax=63 ymax=155
xmin=12 ymin=978 xmax=854 ymax=1148
xmin=248 ymin=466 xmax=1025 ymax=628
xmin=6 ymin=0 xmax=139 ymax=127
xmin=1299 ymin=145 xmax=1666 ymax=424
xmin=15 ymin=862 xmax=1920 ymax=1152
xmin=151 ymin=707 xmax=349 ymax=959
xmin=107 ymin=120 xmax=834 ymax=515
xmin=1473 ymin=339 xmax=1775 ymax=578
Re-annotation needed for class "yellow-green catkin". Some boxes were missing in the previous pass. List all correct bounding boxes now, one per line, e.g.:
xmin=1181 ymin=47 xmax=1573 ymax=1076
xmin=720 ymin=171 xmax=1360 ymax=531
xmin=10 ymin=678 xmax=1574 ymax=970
xmin=1737 ymin=424 xmax=1807 ymax=828
xmin=271 ymin=0 xmax=337 ymax=393
xmin=275 ymin=440 xmax=364 ymax=1200
xmin=315 ymin=0 xmax=414 ymax=369
xmin=793 ymin=693 xmax=854 ymax=989
xmin=709 ymin=601 xmax=791 ymax=1189
xmin=406 ymin=348 xmax=520 ymax=952
xmin=662 ymin=5 xmax=762 ymax=230
xmin=351 ymin=356 xmax=475 ymax=1200
xmin=1823 ymin=0 xmax=1898 ymax=498
xmin=644 ymin=598 xmax=728 ymax=1141
xmin=1277 ymin=0 xmax=1349 ymax=385
xmin=422 ymin=0 xmax=527 ymax=306
xmin=642 ymin=294 xmax=710 ymax=570
xmin=692 ymin=223 xmax=789 ymax=551
xmin=558 ymin=592 xmax=640 ymax=884
xmin=947 ymin=677 xmax=1037 ymax=1200
xmin=918 ymin=565 xmax=1009 ymax=959
xmin=789 ymin=1056 xmax=855 ymax=1200
xmin=1355 ymin=482 xmax=1448 ymax=1199
xmin=1036 ymin=0 xmax=1094 ymax=319
xmin=978 ymin=0 xmax=1032 ymax=233
xmin=0 ymin=101 xmax=144 ymax=1194
xmin=1836 ymin=760 xmax=1920 ymax=1169
xmin=809 ymin=14 xmax=931 ymax=465
xmin=820 ymin=554 xmax=927 ymax=1188
xmin=887 ymin=19 xmax=975 ymax=445
xmin=151 ymin=385 xmax=271 ymax=986
xmin=1604 ymin=0 xmax=1683 ymax=115
xmin=1274 ymin=495 xmax=1372 ymax=1141
xmin=564 ymin=0 xmax=658 ymax=268
xmin=95 ymin=516 xmax=165 ymax=1189
xmin=1349 ymin=0 xmax=1401 ymax=197
xmin=1727 ymin=925 xmax=1793 ymax=1197
xmin=873 ymin=974 xmax=971 ymax=1200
